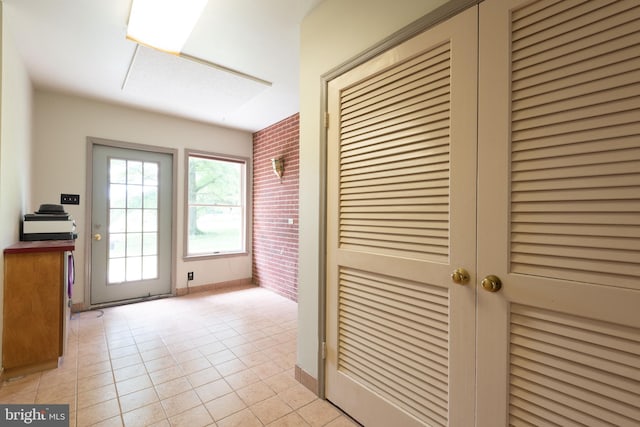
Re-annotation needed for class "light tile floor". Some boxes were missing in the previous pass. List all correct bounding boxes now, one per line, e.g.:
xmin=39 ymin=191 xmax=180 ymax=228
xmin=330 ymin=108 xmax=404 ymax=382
xmin=0 ymin=286 xmax=359 ymax=427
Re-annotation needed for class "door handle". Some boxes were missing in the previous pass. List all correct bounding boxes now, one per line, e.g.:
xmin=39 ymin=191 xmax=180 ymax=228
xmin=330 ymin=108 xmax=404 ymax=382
xmin=93 ymin=233 xmax=102 ymax=241
xmin=451 ymin=268 xmax=470 ymax=285
xmin=481 ymin=275 xmax=502 ymax=292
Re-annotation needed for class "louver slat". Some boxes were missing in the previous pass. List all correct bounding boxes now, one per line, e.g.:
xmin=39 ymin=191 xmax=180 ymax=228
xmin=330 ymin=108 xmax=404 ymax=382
xmin=342 ymin=140 xmax=449 ymax=170
xmin=341 ymin=42 xmax=450 ymax=107
xmin=511 ymin=232 xmax=640 ymax=251
xmin=512 ymin=53 xmax=640 ymax=102
xmin=339 ymin=43 xmax=451 ymax=263
xmin=342 ymin=92 xmax=450 ymax=138
xmin=341 ymin=218 xmax=449 ymax=233
xmin=512 ymin=1 xmax=640 ymax=62
xmin=339 ymin=318 xmax=448 ymax=380
xmin=509 ymin=0 xmax=640 ymax=290
xmin=338 ymin=267 xmax=449 ymax=426
xmin=339 ymin=297 xmax=449 ymax=343
xmin=509 ymin=304 xmax=640 ymax=425
xmin=512 ymin=0 xmax=630 ymax=46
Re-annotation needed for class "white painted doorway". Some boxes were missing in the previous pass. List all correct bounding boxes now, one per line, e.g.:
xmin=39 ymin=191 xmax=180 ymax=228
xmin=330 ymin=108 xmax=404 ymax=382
xmin=325 ymin=0 xmax=640 ymax=425
xmin=325 ymin=7 xmax=478 ymax=426
xmin=90 ymin=142 xmax=174 ymax=305
xmin=476 ymin=0 xmax=640 ymax=424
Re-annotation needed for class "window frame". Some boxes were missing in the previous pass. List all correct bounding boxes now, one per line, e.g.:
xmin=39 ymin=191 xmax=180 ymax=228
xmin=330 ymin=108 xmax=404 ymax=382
xmin=183 ymin=149 xmax=249 ymax=260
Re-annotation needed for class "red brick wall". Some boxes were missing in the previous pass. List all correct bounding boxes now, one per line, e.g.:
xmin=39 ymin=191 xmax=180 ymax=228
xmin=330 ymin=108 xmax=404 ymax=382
xmin=252 ymin=113 xmax=299 ymax=301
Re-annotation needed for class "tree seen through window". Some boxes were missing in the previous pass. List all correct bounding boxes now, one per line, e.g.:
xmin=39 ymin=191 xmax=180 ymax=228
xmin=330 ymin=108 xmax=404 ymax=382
xmin=187 ymin=154 xmax=245 ymax=255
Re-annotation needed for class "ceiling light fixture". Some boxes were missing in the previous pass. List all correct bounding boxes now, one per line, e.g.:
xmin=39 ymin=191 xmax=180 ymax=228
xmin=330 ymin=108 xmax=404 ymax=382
xmin=126 ymin=0 xmax=208 ymax=54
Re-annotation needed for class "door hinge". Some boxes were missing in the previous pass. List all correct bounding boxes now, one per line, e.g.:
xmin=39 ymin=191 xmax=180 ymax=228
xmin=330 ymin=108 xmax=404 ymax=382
xmin=324 ymin=112 xmax=330 ymax=129
xmin=321 ymin=342 xmax=327 ymax=360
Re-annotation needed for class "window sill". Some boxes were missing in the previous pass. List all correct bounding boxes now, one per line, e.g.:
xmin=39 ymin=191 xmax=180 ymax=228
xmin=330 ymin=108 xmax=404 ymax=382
xmin=183 ymin=251 xmax=249 ymax=261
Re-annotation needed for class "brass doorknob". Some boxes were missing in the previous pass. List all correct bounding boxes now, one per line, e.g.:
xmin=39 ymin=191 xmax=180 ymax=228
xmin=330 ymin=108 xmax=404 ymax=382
xmin=93 ymin=233 xmax=102 ymax=241
xmin=451 ymin=268 xmax=470 ymax=285
xmin=481 ymin=275 xmax=502 ymax=292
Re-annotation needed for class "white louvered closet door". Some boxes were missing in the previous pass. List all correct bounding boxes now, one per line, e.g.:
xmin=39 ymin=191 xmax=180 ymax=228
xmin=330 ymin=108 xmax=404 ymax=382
xmin=326 ymin=7 xmax=477 ymax=427
xmin=478 ymin=0 xmax=640 ymax=425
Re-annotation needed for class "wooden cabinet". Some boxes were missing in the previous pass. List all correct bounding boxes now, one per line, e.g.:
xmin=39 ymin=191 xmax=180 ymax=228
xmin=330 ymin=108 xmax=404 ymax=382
xmin=2 ymin=240 xmax=74 ymax=379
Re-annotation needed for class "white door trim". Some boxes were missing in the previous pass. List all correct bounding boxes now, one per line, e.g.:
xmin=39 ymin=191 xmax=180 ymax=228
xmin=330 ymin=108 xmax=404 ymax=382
xmin=84 ymin=136 xmax=178 ymax=310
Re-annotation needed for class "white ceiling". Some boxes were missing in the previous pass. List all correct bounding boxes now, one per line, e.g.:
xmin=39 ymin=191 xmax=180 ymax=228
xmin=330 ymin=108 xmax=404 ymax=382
xmin=2 ymin=0 xmax=323 ymax=132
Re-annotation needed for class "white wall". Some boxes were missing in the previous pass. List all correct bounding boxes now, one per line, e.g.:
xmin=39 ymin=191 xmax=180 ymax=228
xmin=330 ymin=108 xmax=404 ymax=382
xmin=298 ymin=0 xmax=449 ymax=379
xmin=0 ymin=3 xmax=34 ymax=367
xmin=33 ymin=90 xmax=253 ymax=307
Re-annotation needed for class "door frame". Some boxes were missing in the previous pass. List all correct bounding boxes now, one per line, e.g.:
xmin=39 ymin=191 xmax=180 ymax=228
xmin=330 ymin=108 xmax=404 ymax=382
xmin=318 ymin=0 xmax=480 ymax=399
xmin=84 ymin=136 xmax=178 ymax=310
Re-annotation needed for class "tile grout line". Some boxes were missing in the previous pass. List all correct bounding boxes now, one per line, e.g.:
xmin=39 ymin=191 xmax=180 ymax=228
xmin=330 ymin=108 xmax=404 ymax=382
xmin=39 ymin=288 xmax=357 ymax=427
xmin=106 ymin=314 xmax=127 ymax=427
xmin=72 ymin=317 xmax=79 ymax=427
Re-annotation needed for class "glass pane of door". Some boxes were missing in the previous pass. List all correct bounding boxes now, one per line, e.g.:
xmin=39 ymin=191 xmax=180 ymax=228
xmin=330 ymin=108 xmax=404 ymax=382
xmin=108 ymin=158 xmax=159 ymax=284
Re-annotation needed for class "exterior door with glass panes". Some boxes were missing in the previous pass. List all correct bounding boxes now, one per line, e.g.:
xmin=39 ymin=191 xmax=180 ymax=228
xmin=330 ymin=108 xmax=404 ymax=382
xmin=91 ymin=144 xmax=173 ymax=305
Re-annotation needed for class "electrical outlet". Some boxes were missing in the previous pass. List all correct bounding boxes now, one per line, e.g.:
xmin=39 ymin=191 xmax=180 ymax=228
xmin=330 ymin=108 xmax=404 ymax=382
xmin=61 ymin=193 xmax=80 ymax=205
xmin=187 ymin=272 xmax=194 ymax=281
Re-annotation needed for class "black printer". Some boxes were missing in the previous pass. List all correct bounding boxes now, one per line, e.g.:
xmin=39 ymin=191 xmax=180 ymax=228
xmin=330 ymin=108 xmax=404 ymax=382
xmin=21 ymin=204 xmax=78 ymax=241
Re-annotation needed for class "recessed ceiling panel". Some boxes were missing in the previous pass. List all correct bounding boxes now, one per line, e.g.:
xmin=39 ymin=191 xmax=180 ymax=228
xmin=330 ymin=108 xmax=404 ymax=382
xmin=5 ymin=0 xmax=320 ymax=131
xmin=123 ymin=45 xmax=271 ymax=119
